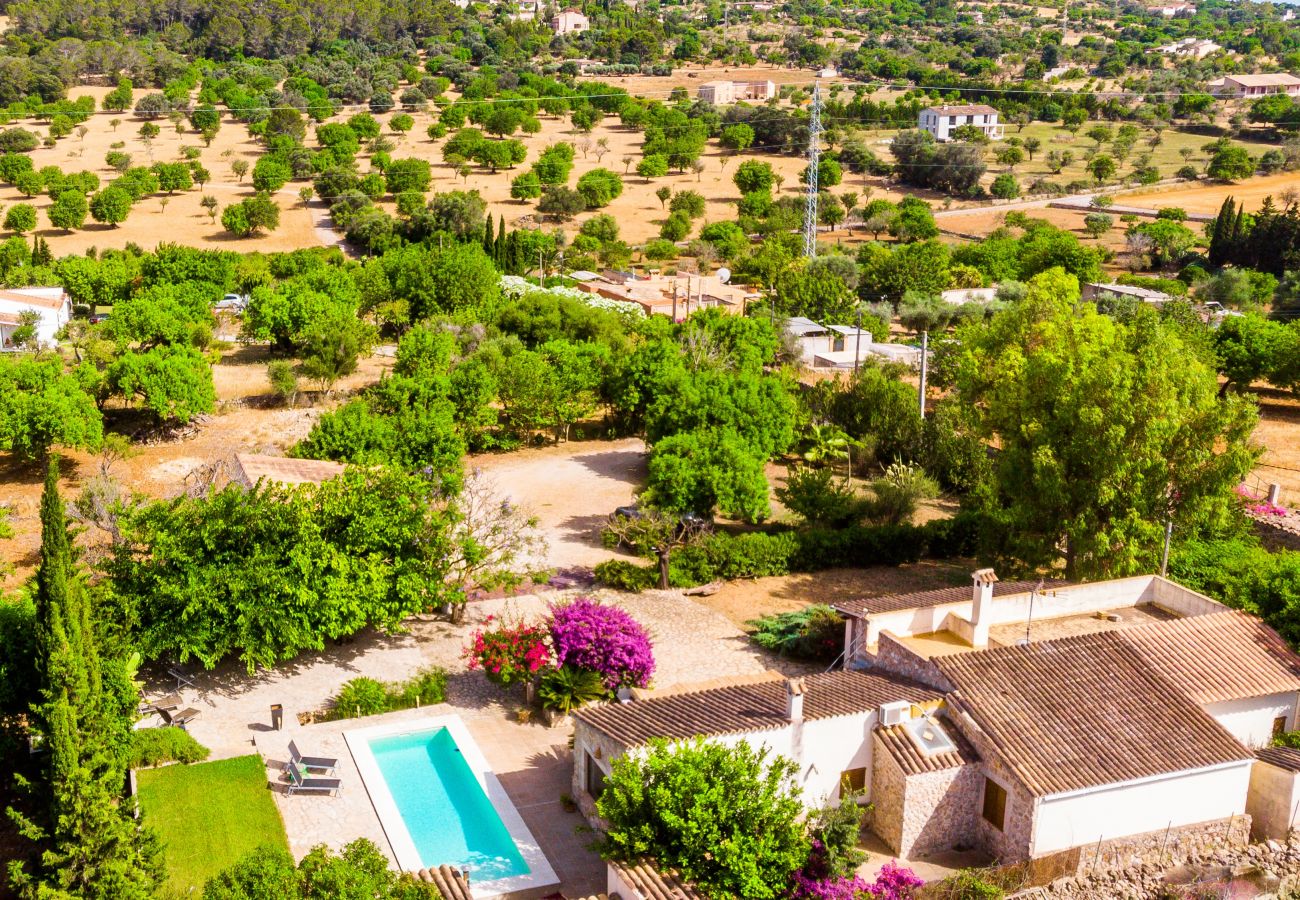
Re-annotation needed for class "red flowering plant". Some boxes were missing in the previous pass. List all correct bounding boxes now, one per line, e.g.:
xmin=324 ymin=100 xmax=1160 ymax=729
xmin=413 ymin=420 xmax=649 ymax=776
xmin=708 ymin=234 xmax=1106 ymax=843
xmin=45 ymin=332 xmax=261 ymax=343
xmin=463 ymin=612 xmax=551 ymax=686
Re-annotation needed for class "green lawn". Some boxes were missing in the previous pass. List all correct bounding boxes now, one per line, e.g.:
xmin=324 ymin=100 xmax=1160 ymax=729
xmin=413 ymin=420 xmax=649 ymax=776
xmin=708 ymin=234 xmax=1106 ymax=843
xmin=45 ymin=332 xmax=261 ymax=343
xmin=136 ymin=754 xmax=288 ymax=894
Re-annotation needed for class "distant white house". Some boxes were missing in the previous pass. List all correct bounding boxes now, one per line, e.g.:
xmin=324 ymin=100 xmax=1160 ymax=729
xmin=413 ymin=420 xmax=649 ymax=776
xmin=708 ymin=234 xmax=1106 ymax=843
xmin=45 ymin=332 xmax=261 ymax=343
xmin=1082 ymin=282 xmax=1175 ymax=305
xmin=0 ymin=287 xmax=72 ymax=350
xmin=941 ymin=287 xmax=999 ymax=306
xmin=697 ymin=80 xmax=777 ymax=104
xmin=1212 ymin=73 xmax=1300 ymax=98
xmin=1152 ymin=1 xmax=1195 ymax=14
xmin=551 ymin=7 xmax=589 ymax=34
xmin=1158 ymin=37 xmax=1222 ymax=58
xmin=918 ymin=104 xmax=1003 ymax=142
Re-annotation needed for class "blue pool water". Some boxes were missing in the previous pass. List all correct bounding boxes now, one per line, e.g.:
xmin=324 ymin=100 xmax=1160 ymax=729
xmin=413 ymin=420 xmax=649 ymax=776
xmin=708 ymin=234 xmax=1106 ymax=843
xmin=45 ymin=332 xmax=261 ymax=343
xmin=368 ymin=727 xmax=529 ymax=880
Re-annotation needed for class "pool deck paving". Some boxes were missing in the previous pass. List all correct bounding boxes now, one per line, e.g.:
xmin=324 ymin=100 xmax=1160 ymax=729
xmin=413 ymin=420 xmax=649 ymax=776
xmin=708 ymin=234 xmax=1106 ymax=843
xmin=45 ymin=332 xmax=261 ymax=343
xmin=143 ymin=588 xmax=799 ymax=897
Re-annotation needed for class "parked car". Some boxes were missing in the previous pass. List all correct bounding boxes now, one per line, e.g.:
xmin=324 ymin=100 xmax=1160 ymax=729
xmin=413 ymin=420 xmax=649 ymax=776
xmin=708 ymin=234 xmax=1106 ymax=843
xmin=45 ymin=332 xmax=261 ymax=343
xmin=88 ymin=313 xmax=109 ymax=324
xmin=215 ymin=293 xmax=249 ymax=312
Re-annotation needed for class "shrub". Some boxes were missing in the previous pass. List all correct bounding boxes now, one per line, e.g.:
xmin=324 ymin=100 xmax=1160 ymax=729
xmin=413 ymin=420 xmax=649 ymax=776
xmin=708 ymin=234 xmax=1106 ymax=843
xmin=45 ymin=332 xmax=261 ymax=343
xmin=747 ymin=605 xmax=845 ymax=662
xmin=593 ymin=559 xmax=658 ymax=591
xmin=463 ymin=615 xmax=550 ymax=685
xmin=127 ymin=727 xmax=211 ymax=768
xmin=865 ymin=462 xmax=940 ymax=526
xmin=549 ymin=596 xmax=655 ymax=689
xmin=537 ymin=665 xmax=607 ymax=714
xmin=324 ymin=666 xmax=449 ymax=721
xmin=776 ymin=467 xmax=866 ymax=527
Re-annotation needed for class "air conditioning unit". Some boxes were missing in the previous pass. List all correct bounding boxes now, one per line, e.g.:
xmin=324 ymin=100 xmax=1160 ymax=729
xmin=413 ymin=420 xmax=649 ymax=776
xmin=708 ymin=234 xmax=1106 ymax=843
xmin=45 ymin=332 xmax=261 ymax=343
xmin=878 ymin=701 xmax=911 ymax=727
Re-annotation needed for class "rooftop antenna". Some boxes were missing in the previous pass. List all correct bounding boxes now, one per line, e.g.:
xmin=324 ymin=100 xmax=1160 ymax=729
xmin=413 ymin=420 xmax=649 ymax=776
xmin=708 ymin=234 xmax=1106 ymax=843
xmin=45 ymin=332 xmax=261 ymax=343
xmin=1021 ymin=579 xmax=1046 ymax=646
xmin=802 ymin=80 xmax=822 ymax=258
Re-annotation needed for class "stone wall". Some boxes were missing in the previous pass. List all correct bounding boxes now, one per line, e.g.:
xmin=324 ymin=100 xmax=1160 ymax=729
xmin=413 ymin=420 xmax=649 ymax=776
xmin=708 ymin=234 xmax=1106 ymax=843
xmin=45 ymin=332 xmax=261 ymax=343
xmin=570 ymin=716 xmax=629 ymax=823
xmin=869 ymin=732 xmax=908 ymax=854
xmin=1073 ymin=814 xmax=1251 ymax=874
xmin=943 ymin=700 xmax=1036 ymax=862
xmin=869 ymin=731 xmax=983 ymax=858
xmin=867 ymin=632 xmax=952 ymax=691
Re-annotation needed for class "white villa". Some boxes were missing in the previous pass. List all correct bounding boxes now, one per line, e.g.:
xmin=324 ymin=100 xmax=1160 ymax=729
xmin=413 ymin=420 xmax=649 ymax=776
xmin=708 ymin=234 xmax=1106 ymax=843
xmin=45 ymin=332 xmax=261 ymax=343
xmin=1159 ymin=37 xmax=1222 ymax=58
xmin=1212 ymin=73 xmax=1300 ymax=98
xmin=918 ymin=104 xmax=1003 ymax=142
xmin=697 ymin=80 xmax=778 ymax=104
xmin=785 ymin=317 xmax=923 ymax=369
xmin=551 ymin=8 xmax=590 ymax=34
xmin=0 ymin=287 xmax=72 ymax=350
xmin=573 ymin=571 xmax=1300 ymax=876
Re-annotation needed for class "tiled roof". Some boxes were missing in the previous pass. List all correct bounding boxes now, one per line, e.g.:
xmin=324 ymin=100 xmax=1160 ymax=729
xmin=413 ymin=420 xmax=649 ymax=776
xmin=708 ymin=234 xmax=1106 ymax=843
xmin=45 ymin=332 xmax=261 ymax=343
xmin=610 ymin=860 xmax=706 ymax=900
xmin=1118 ymin=610 xmax=1300 ymax=705
xmin=414 ymin=866 xmax=472 ymax=900
xmin=1226 ymin=73 xmax=1300 ymax=86
xmin=234 ymin=453 xmax=346 ymax=487
xmin=936 ymin=633 xmax=1251 ymax=796
xmin=925 ymin=104 xmax=1000 ymax=116
xmin=834 ymin=579 xmax=1071 ymax=617
xmin=877 ymin=719 xmax=979 ymax=776
xmin=0 ymin=288 xmax=66 ymax=310
xmin=574 ymin=670 xmax=942 ymax=747
xmin=1256 ymin=746 xmax=1300 ymax=773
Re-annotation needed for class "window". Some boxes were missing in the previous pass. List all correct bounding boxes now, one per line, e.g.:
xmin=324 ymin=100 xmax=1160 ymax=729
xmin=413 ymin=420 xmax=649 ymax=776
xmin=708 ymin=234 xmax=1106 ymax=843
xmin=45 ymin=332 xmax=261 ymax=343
xmin=1274 ymin=716 xmax=1289 ymax=739
xmin=584 ymin=750 xmax=606 ymax=799
xmin=840 ymin=767 xmax=866 ymax=794
xmin=981 ymin=777 xmax=1007 ymax=831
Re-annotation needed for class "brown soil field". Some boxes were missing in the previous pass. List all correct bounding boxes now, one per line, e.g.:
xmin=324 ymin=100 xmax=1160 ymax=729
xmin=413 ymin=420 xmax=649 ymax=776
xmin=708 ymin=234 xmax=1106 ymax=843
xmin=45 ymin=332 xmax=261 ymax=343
xmin=15 ymin=85 xmax=321 ymax=257
xmin=1121 ymin=170 xmax=1300 ymax=215
xmin=1252 ymin=387 xmax=1300 ymax=505
xmin=937 ymin=205 xmax=1133 ymax=253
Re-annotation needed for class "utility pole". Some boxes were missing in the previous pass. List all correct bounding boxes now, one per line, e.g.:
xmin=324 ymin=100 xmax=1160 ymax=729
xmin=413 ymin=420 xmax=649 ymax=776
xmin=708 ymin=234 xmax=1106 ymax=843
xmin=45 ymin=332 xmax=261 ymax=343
xmin=802 ymin=81 xmax=822 ymax=259
xmin=853 ymin=308 xmax=863 ymax=374
xmin=918 ymin=330 xmax=929 ymax=419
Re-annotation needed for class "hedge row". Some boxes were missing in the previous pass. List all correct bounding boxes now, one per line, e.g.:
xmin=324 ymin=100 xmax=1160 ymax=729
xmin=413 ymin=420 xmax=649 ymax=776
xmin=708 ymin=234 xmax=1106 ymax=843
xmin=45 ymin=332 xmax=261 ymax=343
xmin=594 ymin=513 xmax=983 ymax=590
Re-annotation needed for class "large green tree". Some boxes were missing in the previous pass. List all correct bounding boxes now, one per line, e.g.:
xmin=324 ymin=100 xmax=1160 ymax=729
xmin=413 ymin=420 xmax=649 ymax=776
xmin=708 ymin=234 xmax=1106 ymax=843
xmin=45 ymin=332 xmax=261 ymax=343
xmin=950 ymin=269 xmax=1258 ymax=578
xmin=597 ymin=738 xmax=809 ymax=899
xmin=0 ymin=356 xmax=103 ymax=458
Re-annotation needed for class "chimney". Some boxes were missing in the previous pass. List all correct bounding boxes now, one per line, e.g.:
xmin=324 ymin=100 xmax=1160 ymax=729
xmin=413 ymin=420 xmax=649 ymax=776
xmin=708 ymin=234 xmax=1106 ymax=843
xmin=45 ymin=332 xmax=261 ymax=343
xmin=785 ymin=678 xmax=806 ymax=723
xmin=971 ymin=568 xmax=998 ymax=648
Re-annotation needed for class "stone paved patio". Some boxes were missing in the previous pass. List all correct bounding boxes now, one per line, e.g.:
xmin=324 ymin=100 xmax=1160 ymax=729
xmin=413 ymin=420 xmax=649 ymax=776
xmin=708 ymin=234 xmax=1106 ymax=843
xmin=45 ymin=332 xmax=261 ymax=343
xmin=140 ymin=587 xmax=802 ymax=896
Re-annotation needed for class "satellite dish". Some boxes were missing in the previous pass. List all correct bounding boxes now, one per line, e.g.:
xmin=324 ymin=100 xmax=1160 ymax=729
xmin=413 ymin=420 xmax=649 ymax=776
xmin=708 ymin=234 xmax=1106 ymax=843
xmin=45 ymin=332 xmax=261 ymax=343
xmin=716 ymin=267 xmax=731 ymax=284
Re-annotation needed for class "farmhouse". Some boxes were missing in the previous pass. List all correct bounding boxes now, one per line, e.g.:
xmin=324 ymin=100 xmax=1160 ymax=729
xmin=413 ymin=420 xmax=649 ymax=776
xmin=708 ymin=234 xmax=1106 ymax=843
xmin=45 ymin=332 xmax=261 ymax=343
xmin=1158 ymin=37 xmax=1222 ymax=58
xmin=0 ymin=287 xmax=72 ymax=350
xmin=573 ymin=571 xmax=1300 ymax=872
xmin=697 ymin=80 xmax=777 ymax=104
xmin=1081 ymin=282 xmax=1174 ymax=305
xmin=918 ymin=104 xmax=1003 ymax=142
xmin=551 ymin=8 xmax=589 ymax=34
xmin=1151 ymin=1 xmax=1195 ymax=14
xmin=784 ymin=317 xmax=875 ymax=368
xmin=575 ymin=270 xmax=757 ymax=319
xmin=1212 ymin=73 xmax=1300 ymax=98
xmin=941 ymin=287 xmax=999 ymax=305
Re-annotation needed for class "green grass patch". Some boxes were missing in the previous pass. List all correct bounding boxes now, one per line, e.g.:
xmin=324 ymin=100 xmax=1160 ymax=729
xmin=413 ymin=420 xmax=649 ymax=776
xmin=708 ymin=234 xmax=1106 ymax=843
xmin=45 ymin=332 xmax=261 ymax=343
xmin=137 ymin=754 xmax=287 ymax=894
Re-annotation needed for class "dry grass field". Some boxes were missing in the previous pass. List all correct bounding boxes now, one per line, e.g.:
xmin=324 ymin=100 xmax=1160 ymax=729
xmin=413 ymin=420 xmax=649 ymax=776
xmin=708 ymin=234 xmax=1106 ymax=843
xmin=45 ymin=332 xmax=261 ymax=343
xmin=1122 ymin=170 xmax=1300 ymax=215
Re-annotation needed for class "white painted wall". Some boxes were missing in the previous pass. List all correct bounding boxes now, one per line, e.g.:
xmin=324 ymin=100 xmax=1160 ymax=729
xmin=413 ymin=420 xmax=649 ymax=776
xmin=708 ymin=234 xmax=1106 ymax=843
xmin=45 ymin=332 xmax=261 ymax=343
xmin=1205 ymin=693 xmax=1297 ymax=748
xmin=1030 ymin=762 xmax=1252 ymax=856
xmin=859 ymin=576 xmax=1224 ymax=647
xmin=710 ymin=711 xmax=878 ymax=806
xmin=0 ymin=290 xmax=70 ymax=348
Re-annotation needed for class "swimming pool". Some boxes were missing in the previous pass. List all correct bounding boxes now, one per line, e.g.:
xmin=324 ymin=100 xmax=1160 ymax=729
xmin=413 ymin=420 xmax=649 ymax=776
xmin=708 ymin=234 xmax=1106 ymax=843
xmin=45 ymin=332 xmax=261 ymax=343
xmin=345 ymin=716 xmax=558 ymax=896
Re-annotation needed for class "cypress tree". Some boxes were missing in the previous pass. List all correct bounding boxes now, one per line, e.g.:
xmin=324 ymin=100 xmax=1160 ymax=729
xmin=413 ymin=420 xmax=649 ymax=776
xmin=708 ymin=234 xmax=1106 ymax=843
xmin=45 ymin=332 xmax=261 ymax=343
xmin=1208 ymin=196 xmax=1234 ymax=267
xmin=482 ymin=215 xmax=494 ymax=259
xmin=496 ymin=215 xmax=507 ymax=267
xmin=8 ymin=457 xmax=162 ymax=899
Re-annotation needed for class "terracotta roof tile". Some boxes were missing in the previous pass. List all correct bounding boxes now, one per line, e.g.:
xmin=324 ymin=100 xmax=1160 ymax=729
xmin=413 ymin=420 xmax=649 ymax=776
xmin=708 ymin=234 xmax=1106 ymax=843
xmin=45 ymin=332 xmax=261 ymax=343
xmin=936 ymin=633 xmax=1251 ymax=796
xmin=1256 ymin=746 xmax=1300 ymax=772
xmin=877 ymin=719 xmax=979 ymax=775
xmin=574 ymin=670 xmax=942 ymax=747
xmin=414 ymin=865 xmax=472 ymax=900
xmin=610 ymin=860 xmax=706 ymax=900
xmin=834 ymin=579 xmax=1071 ymax=617
xmin=234 ymin=453 xmax=346 ymax=487
xmin=1117 ymin=610 xmax=1300 ymax=705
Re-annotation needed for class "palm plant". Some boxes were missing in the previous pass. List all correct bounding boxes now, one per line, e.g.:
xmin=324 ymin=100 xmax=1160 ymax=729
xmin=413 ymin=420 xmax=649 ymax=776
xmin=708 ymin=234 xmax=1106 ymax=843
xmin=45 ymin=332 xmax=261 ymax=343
xmin=537 ymin=665 xmax=606 ymax=716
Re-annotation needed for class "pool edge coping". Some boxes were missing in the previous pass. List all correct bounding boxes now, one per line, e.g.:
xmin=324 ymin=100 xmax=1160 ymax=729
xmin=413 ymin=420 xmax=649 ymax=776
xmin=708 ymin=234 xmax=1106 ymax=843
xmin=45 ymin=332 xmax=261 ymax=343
xmin=343 ymin=715 xmax=560 ymax=899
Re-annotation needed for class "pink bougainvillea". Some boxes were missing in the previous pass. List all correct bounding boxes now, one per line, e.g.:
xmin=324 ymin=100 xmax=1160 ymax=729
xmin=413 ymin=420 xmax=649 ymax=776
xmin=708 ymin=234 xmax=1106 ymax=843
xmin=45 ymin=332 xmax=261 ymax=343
xmin=463 ymin=614 xmax=551 ymax=686
xmin=549 ymin=596 xmax=655 ymax=690
xmin=791 ymin=860 xmax=923 ymax=900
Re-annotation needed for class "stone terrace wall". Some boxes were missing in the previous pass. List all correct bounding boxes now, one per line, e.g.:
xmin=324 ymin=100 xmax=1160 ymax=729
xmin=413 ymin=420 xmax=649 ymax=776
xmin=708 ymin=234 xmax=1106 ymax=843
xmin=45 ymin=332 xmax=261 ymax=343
xmin=868 ymin=633 xmax=952 ymax=691
xmin=902 ymin=765 xmax=984 ymax=858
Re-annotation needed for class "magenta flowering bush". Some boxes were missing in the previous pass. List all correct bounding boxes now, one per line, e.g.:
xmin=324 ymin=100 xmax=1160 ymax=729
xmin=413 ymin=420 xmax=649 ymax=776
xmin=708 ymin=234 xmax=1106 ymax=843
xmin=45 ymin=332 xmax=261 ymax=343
xmin=791 ymin=859 xmax=922 ymax=900
xmin=549 ymin=596 xmax=655 ymax=689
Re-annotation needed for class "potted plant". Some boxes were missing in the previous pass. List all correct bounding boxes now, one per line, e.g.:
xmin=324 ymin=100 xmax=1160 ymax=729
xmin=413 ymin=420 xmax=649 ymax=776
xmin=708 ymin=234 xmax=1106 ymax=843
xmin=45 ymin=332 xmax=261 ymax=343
xmin=537 ymin=665 xmax=606 ymax=727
